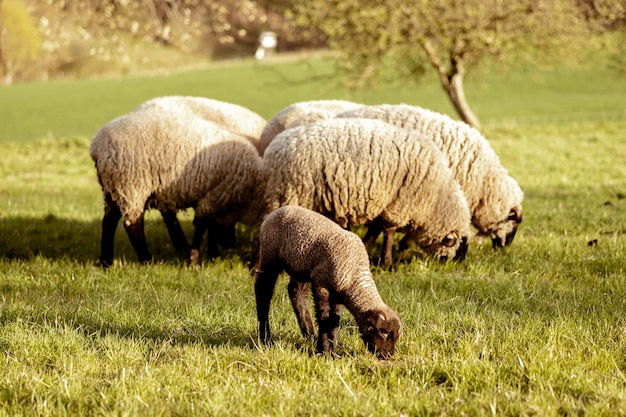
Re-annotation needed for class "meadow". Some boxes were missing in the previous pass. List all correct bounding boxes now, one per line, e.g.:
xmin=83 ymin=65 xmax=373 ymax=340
xmin=0 ymin=55 xmax=626 ymax=416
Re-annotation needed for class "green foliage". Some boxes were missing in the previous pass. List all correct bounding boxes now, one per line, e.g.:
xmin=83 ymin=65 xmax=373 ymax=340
xmin=1 ymin=0 xmax=41 ymax=83
xmin=0 ymin=58 xmax=625 ymax=414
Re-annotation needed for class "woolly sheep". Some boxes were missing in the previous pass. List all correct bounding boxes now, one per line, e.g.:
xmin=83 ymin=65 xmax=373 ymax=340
xmin=90 ymin=108 xmax=267 ymax=267
xmin=258 ymin=99 xmax=363 ymax=154
xmin=253 ymin=205 xmax=402 ymax=358
xmin=262 ymin=118 xmax=471 ymax=265
xmin=338 ymin=104 xmax=523 ymax=250
xmin=131 ymin=96 xmax=268 ymax=258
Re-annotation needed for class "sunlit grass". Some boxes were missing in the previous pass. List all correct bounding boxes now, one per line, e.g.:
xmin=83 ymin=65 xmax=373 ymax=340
xmin=0 ymin=55 xmax=625 ymax=414
xmin=0 ymin=119 xmax=625 ymax=415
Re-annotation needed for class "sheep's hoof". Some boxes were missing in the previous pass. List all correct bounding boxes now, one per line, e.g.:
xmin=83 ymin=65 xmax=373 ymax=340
xmin=189 ymin=249 xmax=200 ymax=265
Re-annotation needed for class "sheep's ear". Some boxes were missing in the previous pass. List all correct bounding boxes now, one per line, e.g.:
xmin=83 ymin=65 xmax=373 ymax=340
xmin=508 ymin=207 xmax=523 ymax=223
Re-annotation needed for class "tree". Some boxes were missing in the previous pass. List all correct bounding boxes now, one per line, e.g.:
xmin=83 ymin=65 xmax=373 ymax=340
xmin=0 ymin=0 xmax=41 ymax=84
xmin=0 ymin=0 xmax=4 ymax=81
xmin=290 ymin=0 xmax=591 ymax=129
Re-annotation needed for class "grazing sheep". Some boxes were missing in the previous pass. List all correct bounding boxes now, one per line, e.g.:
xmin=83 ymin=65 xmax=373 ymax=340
xmin=90 ymin=108 xmax=267 ymax=267
xmin=132 ymin=96 xmax=268 ymax=257
xmin=338 ymin=104 xmax=523 ymax=250
xmin=262 ymin=118 xmax=471 ymax=265
xmin=253 ymin=205 xmax=402 ymax=358
xmin=258 ymin=99 xmax=363 ymax=155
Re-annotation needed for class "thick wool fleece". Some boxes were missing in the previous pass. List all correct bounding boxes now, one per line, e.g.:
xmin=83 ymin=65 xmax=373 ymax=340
xmin=258 ymin=99 xmax=363 ymax=155
xmin=262 ymin=118 xmax=471 ymax=259
xmin=338 ymin=104 xmax=524 ymax=237
xmin=259 ymin=205 xmax=388 ymax=314
xmin=90 ymin=109 xmax=267 ymax=227
xmin=134 ymin=96 xmax=267 ymax=153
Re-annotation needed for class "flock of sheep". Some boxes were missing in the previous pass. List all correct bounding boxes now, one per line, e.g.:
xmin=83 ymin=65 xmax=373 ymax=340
xmin=89 ymin=97 xmax=524 ymax=358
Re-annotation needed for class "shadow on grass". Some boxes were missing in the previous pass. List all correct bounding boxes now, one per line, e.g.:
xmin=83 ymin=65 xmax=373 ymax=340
xmin=0 ymin=214 xmax=258 ymax=266
xmin=0 ymin=303 xmax=258 ymax=349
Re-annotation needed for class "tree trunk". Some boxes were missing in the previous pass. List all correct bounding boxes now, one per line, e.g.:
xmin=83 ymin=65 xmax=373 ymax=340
xmin=421 ymin=40 xmax=482 ymax=129
xmin=446 ymin=68 xmax=482 ymax=129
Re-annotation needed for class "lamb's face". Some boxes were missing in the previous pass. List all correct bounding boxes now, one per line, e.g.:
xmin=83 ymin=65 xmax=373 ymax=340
xmin=482 ymin=206 xmax=523 ymax=249
xmin=360 ymin=308 xmax=402 ymax=359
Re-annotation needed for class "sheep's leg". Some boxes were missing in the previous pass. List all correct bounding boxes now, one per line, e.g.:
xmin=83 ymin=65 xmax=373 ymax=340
xmin=160 ymin=210 xmax=189 ymax=253
xmin=362 ymin=217 xmax=384 ymax=249
xmin=288 ymin=279 xmax=315 ymax=338
xmin=382 ymin=225 xmax=397 ymax=267
xmin=191 ymin=217 xmax=234 ymax=263
xmin=189 ymin=216 xmax=209 ymax=264
xmin=217 ymin=222 xmax=237 ymax=250
xmin=313 ymin=286 xmax=341 ymax=354
xmin=100 ymin=193 xmax=121 ymax=268
xmin=397 ymin=234 xmax=412 ymax=253
xmin=123 ymin=214 xmax=152 ymax=264
xmin=254 ymin=268 xmax=279 ymax=344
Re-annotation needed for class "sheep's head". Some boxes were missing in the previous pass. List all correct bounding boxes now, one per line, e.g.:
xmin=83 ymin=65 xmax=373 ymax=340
xmin=360 ymin=308 xmax=402 ymax=359
xmin=411 ymin=230 xmax=470 ymax=262
xmin=478 ymin=205 xmax=523 ymax=249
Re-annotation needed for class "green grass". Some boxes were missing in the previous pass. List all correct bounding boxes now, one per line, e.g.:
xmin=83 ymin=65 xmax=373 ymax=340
xmin=0 ymin=54 xmax=625 ymax=142
xmin=0 ymin=56 xmax=626 ymax=415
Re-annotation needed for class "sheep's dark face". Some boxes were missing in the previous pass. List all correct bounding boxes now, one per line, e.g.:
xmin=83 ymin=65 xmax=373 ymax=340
xmin=483 ymin=206 xmax=523 ymax=249
xmin=360 ymin=308 xmax=402 ymax=359
xmin=413 ymin=230 xmax=469 ymax=262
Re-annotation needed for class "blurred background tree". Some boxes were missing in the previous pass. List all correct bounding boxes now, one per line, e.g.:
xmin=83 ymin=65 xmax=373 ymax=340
xmin=0 ymin=0 xmax=623 ymax=119
xmin=0 ymin=0 xmax=42 ymax=84
xmin=289 ymin=0 xmax=622 ymax=129
xmin=0 ymin=0 xmax=321 ymax=83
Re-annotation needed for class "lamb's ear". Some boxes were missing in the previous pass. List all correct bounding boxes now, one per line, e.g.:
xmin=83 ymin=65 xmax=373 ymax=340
xmin=366 ymin=311 xmax=383 ymax=331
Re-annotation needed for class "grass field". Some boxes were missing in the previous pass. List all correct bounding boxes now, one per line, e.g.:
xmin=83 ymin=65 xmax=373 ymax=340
xmin=1 ymin=55 xmax=626 ymax=415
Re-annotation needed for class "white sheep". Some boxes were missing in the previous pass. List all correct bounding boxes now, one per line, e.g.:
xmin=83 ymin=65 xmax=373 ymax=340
xmin=262 ymin=118 xmax=472 ymax=265
xmin=254 ymin=205 xmax=402 ymax=358
xmin=258 ymin=99 xmax=363 ymax=155
xmin=337 ymin=104 xmax=523 ymax=250
xmin=90 ymin=108 xmax=267 ymax=267
xmin=130 ymin=96 xmax=268 ymax=258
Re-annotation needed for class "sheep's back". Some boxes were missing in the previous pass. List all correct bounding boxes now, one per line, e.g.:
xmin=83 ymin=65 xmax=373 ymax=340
xmin=263 ymin=118 xmax=458 ymax=230
xmin=338 ymin=104 xmax=522 ymax=229
xmin=259 ymin=100 xmax=363 ymax=155
xmin=134 ymin=96 xmax=267 ymax=150
xmin=91 ymin=110 xmax=260 ymax=222
xmin=260 ymin=206 xmax=375 ymax=293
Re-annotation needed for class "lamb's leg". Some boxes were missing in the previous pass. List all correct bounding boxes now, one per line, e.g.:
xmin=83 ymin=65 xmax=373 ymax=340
xmin=362 ymin=217 xmax=384 ymax=249
xmin=123 ymin=213 xmax=152 ymax=264
xmin=189 ymin=216 xmax=209 ymax=264
xmin=100 ymin=193 xmax=121 ymax=268
xmin=288 ymin=279 xmax=315 ymax=338
xmin=328 ymin=303 xmax=343 ymax=344
xmin=382 ymin=225 xmax=397 ymax=267
xmin=160 ymin=210 xmax=189 ymax=253
xmin=254 ymin=267 xmax=280 ymax=344
xmin=313 ymin=286 xmax=341 ymax=354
